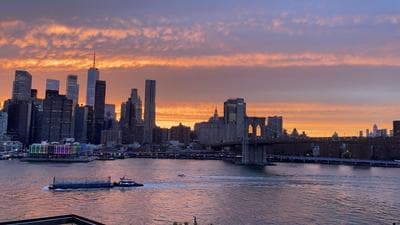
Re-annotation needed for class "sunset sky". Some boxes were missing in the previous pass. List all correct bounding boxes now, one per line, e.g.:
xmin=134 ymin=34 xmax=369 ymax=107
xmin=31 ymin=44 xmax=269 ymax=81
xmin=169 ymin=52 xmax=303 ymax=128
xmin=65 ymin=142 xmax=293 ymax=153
xmin=1 ymin=0 xmax=400 ymax=136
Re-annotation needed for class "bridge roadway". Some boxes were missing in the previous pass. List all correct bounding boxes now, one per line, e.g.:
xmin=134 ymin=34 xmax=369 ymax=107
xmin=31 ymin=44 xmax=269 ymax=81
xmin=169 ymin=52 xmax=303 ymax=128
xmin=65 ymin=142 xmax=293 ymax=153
xmin=270 ymin=155 xmax=400 ymax=168
xmin=210 ymin=138 xmax=358 ymax=148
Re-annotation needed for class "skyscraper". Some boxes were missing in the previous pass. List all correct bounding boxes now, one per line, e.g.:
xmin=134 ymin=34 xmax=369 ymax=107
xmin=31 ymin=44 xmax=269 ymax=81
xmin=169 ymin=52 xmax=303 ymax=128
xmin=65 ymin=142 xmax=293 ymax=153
xmin=66 ymin=75 xmax=79 ymax=105
xmin=104 ymin=104 xmax=116 ymax=121
xmin=393 ymin=121 xmax=400 ymax=137
xmin=120 ymin=89 xmax=144 ymax=144
xmin=104 ymin=104 xmax=116 ymax=130
xmin=45 ymin=79 xmax=60 ymax=91
xmin=41 ymin=90 xmax=73 ymax=142
xmin=12 ymin=70 xmax=32 ymax=101
xmin=266 ymin=116 xmax=283 ymax=138
xmin=93 ymin=80 xmax=106 ymax=144
xmin=223 ymin=98 xmax=246 ymax=139
xmin=29 ymin=89 xmax=44 ymax=144
xmin=74 ymin=105 xmax=93 ymax=143
xmin=86 ymin=52 xmax=99 ymax=106
xmin=144 ymin=80 xmax=156 ymax=144
xmin=130 ymin=88 xmax=142 ymax=122
xmin=7 ymin=100 xmax=32 ymax=145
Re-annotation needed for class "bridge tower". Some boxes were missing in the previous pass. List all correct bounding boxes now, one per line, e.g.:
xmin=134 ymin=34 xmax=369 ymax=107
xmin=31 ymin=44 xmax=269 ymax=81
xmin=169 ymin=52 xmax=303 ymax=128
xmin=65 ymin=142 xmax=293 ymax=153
xmin=241 ymin=119 xmax=267 ymax=165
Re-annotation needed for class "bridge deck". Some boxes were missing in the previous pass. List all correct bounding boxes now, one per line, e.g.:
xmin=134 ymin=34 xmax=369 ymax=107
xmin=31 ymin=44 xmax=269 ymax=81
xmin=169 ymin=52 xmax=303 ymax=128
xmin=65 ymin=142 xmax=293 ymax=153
xmin=270 ymin=155 xmax=400 ymax=167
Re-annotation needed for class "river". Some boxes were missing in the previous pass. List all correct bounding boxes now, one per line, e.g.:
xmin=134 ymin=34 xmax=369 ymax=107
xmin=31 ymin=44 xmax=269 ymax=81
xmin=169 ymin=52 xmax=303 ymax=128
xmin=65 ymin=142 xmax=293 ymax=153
xmin=0 ymin=158 xmax=399 ymax=224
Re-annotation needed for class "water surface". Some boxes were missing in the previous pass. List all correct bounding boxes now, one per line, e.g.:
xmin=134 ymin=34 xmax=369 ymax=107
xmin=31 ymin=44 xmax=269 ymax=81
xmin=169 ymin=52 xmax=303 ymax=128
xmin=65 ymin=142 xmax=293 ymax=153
xmin=0 ymin=159 xmax=399 ymax=224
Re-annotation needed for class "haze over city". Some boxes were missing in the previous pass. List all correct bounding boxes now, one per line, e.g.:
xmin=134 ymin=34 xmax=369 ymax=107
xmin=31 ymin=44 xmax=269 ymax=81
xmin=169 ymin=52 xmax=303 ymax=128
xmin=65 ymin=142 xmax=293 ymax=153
xmin=1 ymin=0 xmax=400 ymax=136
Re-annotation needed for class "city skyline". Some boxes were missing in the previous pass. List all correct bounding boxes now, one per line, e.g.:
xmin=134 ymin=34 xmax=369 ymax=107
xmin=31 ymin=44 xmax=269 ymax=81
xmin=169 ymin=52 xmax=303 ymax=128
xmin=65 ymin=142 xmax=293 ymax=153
xmin=1 ymin=0 xmax=400 ymax=136
xmin=2 ymin=70 xmax=394 ymax=138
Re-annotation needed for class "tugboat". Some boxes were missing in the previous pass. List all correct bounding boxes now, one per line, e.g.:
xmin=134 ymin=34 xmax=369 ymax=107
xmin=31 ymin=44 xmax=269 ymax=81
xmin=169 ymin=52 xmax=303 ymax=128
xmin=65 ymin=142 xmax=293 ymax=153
xmin=114 ymin=176 xmax=143 ymax=187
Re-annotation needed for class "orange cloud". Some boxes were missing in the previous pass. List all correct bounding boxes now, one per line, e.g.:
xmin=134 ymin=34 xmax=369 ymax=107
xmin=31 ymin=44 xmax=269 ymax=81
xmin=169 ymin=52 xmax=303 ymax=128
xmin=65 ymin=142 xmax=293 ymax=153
xmin=1 ymin=52 xmax=400 ymax=71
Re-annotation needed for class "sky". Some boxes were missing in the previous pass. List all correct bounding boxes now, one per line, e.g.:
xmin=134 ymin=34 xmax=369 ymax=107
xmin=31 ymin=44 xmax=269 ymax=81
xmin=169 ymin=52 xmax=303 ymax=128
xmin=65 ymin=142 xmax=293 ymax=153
xmin=1 ymin=0 xmax=400 ymax=136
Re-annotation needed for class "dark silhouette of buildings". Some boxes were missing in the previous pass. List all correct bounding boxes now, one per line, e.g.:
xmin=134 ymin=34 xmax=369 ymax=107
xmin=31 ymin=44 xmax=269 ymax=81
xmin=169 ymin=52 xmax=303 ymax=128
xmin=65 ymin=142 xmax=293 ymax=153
xmin=120 ymin=89 xmax=143 ymax=144
xmin=7 ymin=100 xmax=32 ymax=145
xmin=152 ymin=127 xmax=169 ymax=144
xmin=104 ymin=104 xmax=117 ymax=130
xmin=7 ymin=71 xmax=34 ymax=145
xmin=393 ymin=121 xmax=400 ymax=137
xmin=29 ymin=89 xmax=43 ymax=144
xmin=224 ymin=98 xmax=246 ymax=140
xmin=66 ymin=75 xmax=79 ymax=105
xmin=144 ymin=80 xmax=156 ymax=144
xmin=41 ymin=90 xmax=73 ymax=142
xmin=74 ymin=105 xmax=93 ymax=143
xmin=12 ymin=70 xmax=32 ymax=101
xmin=266 ymin=116 xmax=283 ymax=138
xmin=130 ymin=88 xmax=142 ymax=123
xmin=93 ymin=80 xmax=106 ymax=144
xmin=170 ymin=123 xmax=191 ymax=144
xmin=45 ymin=79 xmax=60 ymax=91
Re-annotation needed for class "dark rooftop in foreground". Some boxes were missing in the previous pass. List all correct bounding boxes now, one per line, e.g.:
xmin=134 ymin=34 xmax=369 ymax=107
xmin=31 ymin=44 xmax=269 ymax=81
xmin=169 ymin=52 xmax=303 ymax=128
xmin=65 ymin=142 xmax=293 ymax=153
xmin=0 ymin=214 xmax=104 ymax=225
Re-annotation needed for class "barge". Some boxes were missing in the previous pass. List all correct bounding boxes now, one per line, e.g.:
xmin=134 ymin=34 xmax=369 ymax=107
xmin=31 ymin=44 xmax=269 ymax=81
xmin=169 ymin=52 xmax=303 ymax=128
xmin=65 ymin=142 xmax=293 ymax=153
xmin=49 ymin=176 xmax=143 ymax=190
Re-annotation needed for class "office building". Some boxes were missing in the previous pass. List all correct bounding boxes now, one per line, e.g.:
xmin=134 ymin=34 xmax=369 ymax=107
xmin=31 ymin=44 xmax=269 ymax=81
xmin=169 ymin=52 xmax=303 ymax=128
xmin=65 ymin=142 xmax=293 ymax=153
xmin=86 ymin=53 xmax=99 ymax=106
xmin=41 ymin=90 xmax=73 ymax=142
xmin=101 ymin=129 xmax=122 ymax=147
xmin=7 ymin=100 xmax=32 ymax=145
xmin=223 ymin=98 xmax=246 ymax=140
xmin=104 ymin=104 xmax=116 ymax=120
xmin=74 ymin=105 xmax=93 ymax=143
xmin=377 ymin=129 xmax=388 ymax=137
xmin=130 ymin=88 xmax=142 ymax=122
xmin=12 ymin=70 xmax=32 ymax=101
xmin=120 ymin=89 xmax=144 ymax=144
xmin=66 ymin=75 xmax=79 ymax=139
xmin=153 ymin=127 xmax=169 ymax=144
xmin=29 ymin=90 xmax=44 ymax=144
xmin=266 ymin=116 xmax=283 ymax=138
xmin=393 ymin=121 xmax=400 ymax=137
xmin=170 ymin=123 xmax=191 ymax=144
xmin=104 ymin=104 xmax=117 ymax=130
xmin=144 ymin=80 xmax=156 ymax=144
xmin=66 ymin=75 xmax=79 ymax=105
xmin=194 ymin=109 xmax=225 ymax=145
xmin=46 ymin=79 xmax=60 ymax=91
xmin=93 ymin=80 xmax=106 ymax=144
xmin=0 ymin=112 xmax=8 ymax=136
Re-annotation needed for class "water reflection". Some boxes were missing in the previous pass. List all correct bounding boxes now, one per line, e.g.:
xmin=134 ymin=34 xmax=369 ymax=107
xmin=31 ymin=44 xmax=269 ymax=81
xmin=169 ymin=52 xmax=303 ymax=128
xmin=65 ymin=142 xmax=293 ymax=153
xmin=0 ymin=159 xmax=399 ymax=224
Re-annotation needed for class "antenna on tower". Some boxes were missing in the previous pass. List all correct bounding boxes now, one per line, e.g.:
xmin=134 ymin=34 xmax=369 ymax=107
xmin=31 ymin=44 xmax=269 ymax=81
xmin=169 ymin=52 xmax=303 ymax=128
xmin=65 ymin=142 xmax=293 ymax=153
xmin=93 ymin=49 xmax=96 ymax=68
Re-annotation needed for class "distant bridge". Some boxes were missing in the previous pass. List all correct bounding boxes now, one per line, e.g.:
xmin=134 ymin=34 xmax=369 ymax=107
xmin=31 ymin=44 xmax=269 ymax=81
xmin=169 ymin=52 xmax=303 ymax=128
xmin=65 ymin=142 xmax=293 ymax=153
xmin=211 ymin=137 xmax=364 ymax=166
xmin=270 ymin=155 xmax=400 ymax=168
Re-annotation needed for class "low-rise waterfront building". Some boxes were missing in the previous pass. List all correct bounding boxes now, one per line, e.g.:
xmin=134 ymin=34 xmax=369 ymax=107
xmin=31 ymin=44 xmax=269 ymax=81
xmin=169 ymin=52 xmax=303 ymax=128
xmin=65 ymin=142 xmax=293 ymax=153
xmin=170 ymin=123 xmax=191 ymax=145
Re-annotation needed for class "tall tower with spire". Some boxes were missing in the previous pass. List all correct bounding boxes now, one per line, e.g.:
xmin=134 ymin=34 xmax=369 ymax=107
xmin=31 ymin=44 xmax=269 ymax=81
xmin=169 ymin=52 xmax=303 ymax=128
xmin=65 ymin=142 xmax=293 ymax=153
xmin=86 ymin=51 xmax=99 ymax=106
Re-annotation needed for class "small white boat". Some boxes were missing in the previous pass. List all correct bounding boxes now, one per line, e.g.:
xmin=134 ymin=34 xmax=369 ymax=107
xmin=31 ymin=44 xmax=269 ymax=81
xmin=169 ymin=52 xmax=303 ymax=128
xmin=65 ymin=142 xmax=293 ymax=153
xmin=114 ymin=176 xmax=143 ymax=187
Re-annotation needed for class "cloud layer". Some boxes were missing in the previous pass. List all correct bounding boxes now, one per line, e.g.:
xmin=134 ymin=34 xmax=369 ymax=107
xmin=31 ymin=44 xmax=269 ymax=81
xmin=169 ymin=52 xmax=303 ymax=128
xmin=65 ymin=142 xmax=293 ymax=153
xmin=1 ymin=0 xmax=400 ymax=136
